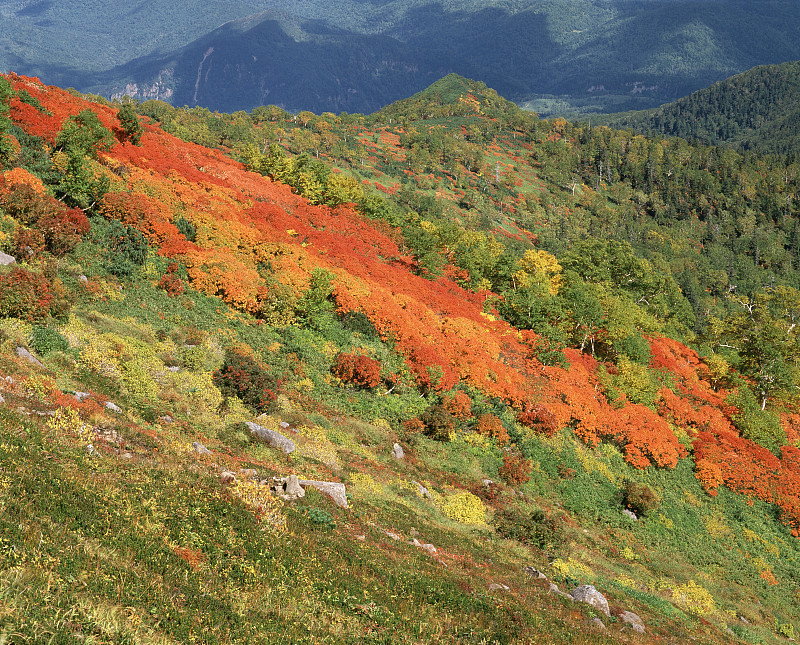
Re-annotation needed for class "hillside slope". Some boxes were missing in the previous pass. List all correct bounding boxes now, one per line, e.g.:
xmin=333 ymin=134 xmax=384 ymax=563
xmin=1 ymin=73 xmax=800 ymax=643
xmin=598 ymin=60 xmax=800 ymax=155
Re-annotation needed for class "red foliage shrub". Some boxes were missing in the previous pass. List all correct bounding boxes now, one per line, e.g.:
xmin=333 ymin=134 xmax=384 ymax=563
xmin=518 ymin=403 xmax=560 ymax=436
xmin=0 ymin=267 xmax=55 ymax=321
xmin=157 ymin=263 xmax=185 ymax=297
xmin=499 ymin=454 xmax=532 ymax=485
xmin=332 ymin=352 xmax=381 ymax=388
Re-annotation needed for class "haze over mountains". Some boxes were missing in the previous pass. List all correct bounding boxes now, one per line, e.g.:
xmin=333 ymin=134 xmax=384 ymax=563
xmin=3 ymin=0 xmax=800 ymax=114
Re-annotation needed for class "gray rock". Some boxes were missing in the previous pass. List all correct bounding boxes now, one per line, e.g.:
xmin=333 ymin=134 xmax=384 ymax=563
xmin=299 ymin=480 xmax=347 ymax=508
xmin=590 ymin=618 xmax=607 ymax=631
xmin=420 ymin=543 xmax=437 ymax=555
xmin=246 ymin=421 xmax=296 ymax=454
xmin=15 ymin=347 xmax=43 ymax=368
xmin=412 ymin=480 xmax=431 ymax=498
xmin=0 ymin=394 xmax=4 ymax=405
xmin=78 ymin=274 xmax=88 ymax=282
xmin=618 ymin=610 xmax=645 ymax=634
xmin=86 ymin=443 xmax=97 ymax=455
xmin=191 ymin=441 xmax=212 ymax=455
xmin=105 ymin=401 xmax=122 ymax=414
xmin=523 ymin=566 xmax=547 ymax=580
xmin=167 ymin=366 xmax=180 ymax=372
xmin=73 ymin=391 xmax=92 ymax=402
xmin=0 ymin=251 xmax=15 ymax=266
xmin=282 ymin=474 xmax=305 ymax=500
xmin=220 ymin=470 xmax=237 ymax=484
xmin=384 ymin=530 xmax=402 ymax=541
xmin=571 ymin=585 xmax=610 ymax=616
xmin=120 ymin=452 xmax=133 ymax=460
xmin=622 ymin=508 xmax=638 ymax=521
xmin=239 ymin=468 xmax=258 ymax=481
xmin=409 ymin=538 xmax=422 ymax=547
xmin=482 ymin=478 xmax=494 ymax=487
xmin=391 ymin=442 xmax=404 ymax=459
xmin=488 ymin=583 xmax=510 ymax=592
xmin=159 ymin=415 xmax=173 ymax=424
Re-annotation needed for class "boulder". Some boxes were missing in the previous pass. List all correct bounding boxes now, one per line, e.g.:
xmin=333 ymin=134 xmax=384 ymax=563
xmin=412 ymin=480 xmax=431 ymax=498
xmin=299 ymin=480 xmax=347 ymax=508
xmin=622 ymin=508 xmax=638 ymax=521
xmin=420 ymin=543 xmax=437 ymax=555
xmin=488 ymin=583 xmax=510 ymax=592
xmin=191 ymin=441 xmax=212 ymax=455
xmin=282 ymin=475 xmax=305 ymax=500
xmin=391 ymin=442 xmax=404 ymax=460
xmin=105 ymin=401 xmax=122 ymax=414
xmin=590 ymin=618 xmax=607 ymax=631
xmin=220 ymin=470 xmax=237 ymax=484
xmin=571 ymin=585 xmax=610 ymax=616
xmin=246 ymin=421 xmax=296 ymax=454
xmin=239 ymin=468 xmax=259 ymax=481
xmin=0 ymin=251 xmax=15 ymax=266
xmin=15 ymin=347 xmax=43 ymax=368
xmin=523 ymin=566 xmax=547 ymax=580
xmin=73 ymin=391 xmax=92 ymax=402
xmin=159 ymin=415 xmax=174 ymax=424
xmin=618 ymin=610 xmax=645 ymax=634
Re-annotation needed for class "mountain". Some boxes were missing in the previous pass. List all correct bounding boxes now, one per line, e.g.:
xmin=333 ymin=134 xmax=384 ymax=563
xmin=4 ymin=72 xmax=800 ymax=643
xmin=4 ymin=1 xmax=800 ymax=114
xmin=593 ymin=60 xmax=800 ymax=155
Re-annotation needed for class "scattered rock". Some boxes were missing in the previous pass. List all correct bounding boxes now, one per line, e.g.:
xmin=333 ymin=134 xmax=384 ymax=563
xmin=246 ymin=421 xmax=296 ymax=454
xmin=488 ymin=583 xmax=510 ymax=592
xmin=590 ymin=617 xmax=607 ymax=631
xmin=0 ymin=251 xmax=15 ymax=266
xmin=98 ymin=428 xmax=122 ymax=444
xmin=191 ymin=441 xmax=212 ymax=455
xmin=409 ymin=538 xmax=422 ymax=547
xmin=355 ymin=534 xmax=366 ymax=541
xmin=299 ymin=480 xmax=347 ymax=508
xmin=166 ymin=366 xmax=180 ymax=372
xmin=740 ymin=616 xmax=750 ymax=624
xmin=412 ymin=480 xmax=431 ymax=498
xmin=548 ymin=582 xmax=574 ymax=601
xmin=159 ymin=415 xmax=173 ymax=424
xmin=220 ymin=470 xmax=237 ymax=484
xmin=239 ymin=468 xmax=259 ymax=481
xmin=523 ymin=566 xmax=547 ymax=580
xmin=384 ymin=530 xmax=402 ymax=541
xmin=420 ymin=543 xmax=437 ymax=555
xmin=86 ymin=443 xmax=97 ymax=455
xmin=15 ymin=347 xmax=43 ymax=368
xmin=571 ymin=585 xmax=610 ymax=616
xmin=283 ymin=475 xmax=306 ymax=500
xmin=0 ymin=394 xmax=4 ymax=405
xmin=622 ymin=508 xmax=638 ymax=521
xmin=391 ymin=442 xmax=404 ymax=460
xmin=73 ymin=391 xmax=92 ymax=402
xmin=619 ymin=611 xmax=645 ymax=634
xmin=78 ymin=274 xmax=88 ymax=282
xmin=482 ymin=478 xmax=494 ymax=487
xmin=120 ymin=452 xmax=133 ymax=460
xmin=105 ymin=401 xmax=122 ymax=414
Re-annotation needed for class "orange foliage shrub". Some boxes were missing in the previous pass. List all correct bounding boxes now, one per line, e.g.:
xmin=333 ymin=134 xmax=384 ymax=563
xmin=476 ymin=413 xmax=509 ymax=444
xmin=332 ymin=352 xmax=381 ymax=389
xmin=499 ymin=454 xmax=532 ymax=485
xmin=443 ymin=390 xmax=473 ymax=421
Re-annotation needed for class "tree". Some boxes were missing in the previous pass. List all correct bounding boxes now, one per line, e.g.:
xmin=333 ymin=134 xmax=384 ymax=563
xmin=117 ymin=102 xmax=144 ymax=145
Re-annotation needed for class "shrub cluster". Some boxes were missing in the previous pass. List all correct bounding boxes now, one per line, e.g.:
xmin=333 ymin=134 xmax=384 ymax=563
xmin=494 ymin=507 xmax=565 ymax=551
xmin=499 ymin=453 xmax=532 ymax=485
xmin=475 ymin=413 xmax=509 ymax=444
xmin=157 ymin=262 xmax=185 ymax=297
xmin=331 ymin=352 xmax=381 ymax=388
xmin=213 ymin=350 xmax=279 ymax=413
xmin=0 ymin=266 xmax=66 ymax=322
xmin=620 ymin=479 xmax=658 ymax=516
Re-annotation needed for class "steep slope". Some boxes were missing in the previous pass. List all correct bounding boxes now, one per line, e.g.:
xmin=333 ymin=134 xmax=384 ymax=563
xmin=598 ymin=60 xmax=800 ymax=155
xmin=2 ymin=73 xmax=800 ymax=643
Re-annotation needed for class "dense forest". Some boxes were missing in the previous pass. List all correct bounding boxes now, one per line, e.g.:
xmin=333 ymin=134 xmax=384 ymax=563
xmin=598 ymin=60 xmax=800 ymax=155
xmin=3 ymin=72 xmax=800 ymax=643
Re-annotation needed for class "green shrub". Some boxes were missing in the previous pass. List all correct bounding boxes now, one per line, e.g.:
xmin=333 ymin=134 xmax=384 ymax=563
xmin=621 ymin=479 xmax=658 ymax=517
xmin=104 ymin=219 xmax=148 ymax=276
xmin=29 ymin=326 xmax=69 ymax=355
xmin=494 ymin=507 xmax=566 ymax=551
xmin=419 ymin=404 xmax=457 ymax=442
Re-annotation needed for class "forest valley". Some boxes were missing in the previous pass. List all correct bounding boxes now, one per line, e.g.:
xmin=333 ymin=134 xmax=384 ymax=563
xmin=2 ymin=71 xmax=800 ymax=643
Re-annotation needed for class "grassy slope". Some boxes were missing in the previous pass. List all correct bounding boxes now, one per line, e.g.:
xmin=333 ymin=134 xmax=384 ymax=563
xmin=0 ymin=74 xmax=799 ymax=644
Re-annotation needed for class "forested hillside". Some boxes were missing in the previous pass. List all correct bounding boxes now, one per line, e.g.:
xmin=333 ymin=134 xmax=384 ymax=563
xmin=598 ymin=61 xmax=800 ymax=155
xmin=2 ymin=72 xmax=800 ymax=643
xmin=4 ymin=0 xmax=800 ymax=114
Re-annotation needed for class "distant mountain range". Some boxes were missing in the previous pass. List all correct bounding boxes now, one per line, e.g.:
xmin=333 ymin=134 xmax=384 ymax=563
xmin=3 ymin=0 xmax=800 ymax=114
xmin=594 ymin=60 xmax=800 ymax=156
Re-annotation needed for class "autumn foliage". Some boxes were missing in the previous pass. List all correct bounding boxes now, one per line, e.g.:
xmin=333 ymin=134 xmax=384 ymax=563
xmin=332 ymin=352 xmax=381 ymax=389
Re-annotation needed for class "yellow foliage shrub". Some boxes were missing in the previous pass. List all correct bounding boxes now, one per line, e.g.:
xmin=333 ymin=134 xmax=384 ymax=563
xmin=350 ymin=472 xmax=383 ymax=496
xmin=439 ymin=491 xmax=486 ymax=525
xmin=47 ymin=406 xmax=93 ymax=442
xmin=551 ymin=557 xmax=593 ymax=580
xmin=671 ymin=580 xmax=716 ymax=616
